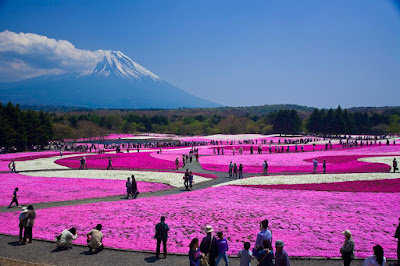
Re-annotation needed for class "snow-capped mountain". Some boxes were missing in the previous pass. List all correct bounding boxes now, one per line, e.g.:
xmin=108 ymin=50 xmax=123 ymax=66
xmin=0 ymin=51 xmax=220 ymax=109
xmin=92 ymin=50 xmax=160 ymax=81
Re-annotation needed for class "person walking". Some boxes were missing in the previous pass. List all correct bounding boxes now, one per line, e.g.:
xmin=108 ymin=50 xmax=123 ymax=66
xmin=228 ymin=162 xmax=233 ymax=178
xmin=175 ymin=157 xmax=179 ymax=170
xmin=55 ymin=228 xmax=78 ymax=250
xmin=107 ymin=157 xmax=113 ymax=170
xmin=86 ymin=224 xmax=104 ymax=253
xmin=323 ymin=160 xmax=326 ymax=174
xmin=11 ymin=160 xmax=16 ymax=173
xmin=23 ymin=205 xmax=36 ymax=244
xmin=18 ymin=207 xmax=28 ymax=243
xmin=393 ymin=158 xmax=398 ymax=173
xmin=155 ymin=216 xmax=169 ymax=259
xmin=239 ymin=164 xmax=244 ymax=179
xmin=340 ymin=230 xmax=355 ymax=266
xmin=200 ymin=225 xmax=219 ymax=266
xmin=8 ymin=187 xmax=19 ymax=208
xmin=395 ymin=217 xmax=400 ymax=266
xmin=363 ymin=245 xmax=385 ymax=266
xmin=189 ymin=238 xmax=201 ymax=266
xmin=275 ymin=240 xmax=290 ymax=266
xmin=215 ymin=231 xmax=229 ymax=266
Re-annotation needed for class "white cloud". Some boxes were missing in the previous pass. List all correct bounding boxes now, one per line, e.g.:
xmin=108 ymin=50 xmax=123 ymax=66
xmin=0 ymin=30 xmax=104 ymax=82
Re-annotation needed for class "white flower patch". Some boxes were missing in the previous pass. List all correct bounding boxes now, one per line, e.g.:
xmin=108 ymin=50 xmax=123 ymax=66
xmin=15 ymin=153 xmax=90 ymax=172
xmin=358 ymin=156 xmax=398 ymax=172
xmin=19 ymin=170 xmax=210 ymax=188
xmin=213 ymin=172 xmax=400 ymax=187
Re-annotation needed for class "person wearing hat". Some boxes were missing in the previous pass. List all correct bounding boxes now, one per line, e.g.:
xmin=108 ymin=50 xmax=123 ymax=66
xmin=23 ymin=205 xmax=36 ymax=244
xmin=18 ymin=207 xmax=28 ymax=243
xmin=200 ymin=225 xmax=219 ymax=266
xmin=340 ymin=230 xmax=355 ymax=266
xmin=275 ymin=240 xmax=290 ymax=266
xmin=155 ymin=216 xmax=169 ymax=259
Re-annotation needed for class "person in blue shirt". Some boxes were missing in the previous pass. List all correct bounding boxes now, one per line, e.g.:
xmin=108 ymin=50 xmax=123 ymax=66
xmin=255 ymin=220 xmax=272 ymax=253
xmin=189 ymin=238 xmax=200 ymax=266
xmin=215 ymin=232 xmax=229 ymax=266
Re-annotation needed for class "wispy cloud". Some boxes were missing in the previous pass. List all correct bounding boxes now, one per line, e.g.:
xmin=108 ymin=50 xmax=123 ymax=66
xmin=0 ymin=30 xmax=103 ymax=82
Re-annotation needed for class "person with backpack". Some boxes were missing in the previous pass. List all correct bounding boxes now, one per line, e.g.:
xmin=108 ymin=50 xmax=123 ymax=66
xmin=257 ymin=240 xmax=274 ymax=266
xmin=155 ymin=216 xmax=169 ymax=259
xmin=200 ymin=225 xmax=219 ymax=266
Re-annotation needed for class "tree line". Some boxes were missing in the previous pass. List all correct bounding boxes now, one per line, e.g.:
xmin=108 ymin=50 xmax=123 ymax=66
xmin=0 ymin=102 xmax=54 ymax=151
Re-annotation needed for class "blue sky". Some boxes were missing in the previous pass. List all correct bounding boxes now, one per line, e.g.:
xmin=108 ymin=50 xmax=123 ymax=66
xmin=0 ymin=0 xmax=399 ymax=108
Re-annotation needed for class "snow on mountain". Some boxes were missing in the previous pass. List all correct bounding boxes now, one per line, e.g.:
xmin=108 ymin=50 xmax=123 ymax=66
xmin=92 ymin=50 xmax=160 ymax=81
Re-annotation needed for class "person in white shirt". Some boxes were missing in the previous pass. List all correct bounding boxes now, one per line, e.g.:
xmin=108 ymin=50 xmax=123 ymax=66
xmin=363 ymin=245 xmax=386 ymax=266
xmin=55 ymin=228 xmax=78 ymax=250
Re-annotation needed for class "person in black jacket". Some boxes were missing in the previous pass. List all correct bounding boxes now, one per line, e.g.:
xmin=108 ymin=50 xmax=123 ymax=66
xmin=200 ymin=225 xmax=219 ymax=266
xmin=155 ymin=216 xmax=169 ymax=259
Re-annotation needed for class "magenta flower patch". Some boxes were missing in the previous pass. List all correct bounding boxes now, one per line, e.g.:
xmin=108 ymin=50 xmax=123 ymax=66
xmin=0 ymin=186 xmax=398 ymax=258
xmin=0 ymin=173 xmax=171 ymax=206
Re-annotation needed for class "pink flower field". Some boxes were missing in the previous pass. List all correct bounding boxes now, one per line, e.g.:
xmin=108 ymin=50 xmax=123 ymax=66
xmin=0 ymin=173 xmax=171 ymax=206
xmin=0 ymin=186 xmax=398 ymax=258
xmin=240 ymin=178 xmax=400 ymax=192
xmin=55 ymin=152 xmax=179 ymax=170
xmin=198 ymin=145 xmax=399 ymax=173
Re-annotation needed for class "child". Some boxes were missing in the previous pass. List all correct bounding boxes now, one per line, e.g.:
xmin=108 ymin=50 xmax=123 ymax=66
xmin=216 ymin=232 xmax=229 ymax=266
xmin=238 ymin=242 xmax=253 ymax=266
xmin=189 ymin=238 xmax=200 ymax=266
xmin=8 ymin=187 xmax=19 ymax=208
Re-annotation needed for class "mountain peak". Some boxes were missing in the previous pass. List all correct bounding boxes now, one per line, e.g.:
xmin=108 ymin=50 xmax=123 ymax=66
xmin=92 ymin=50 xmax=160 ymax=81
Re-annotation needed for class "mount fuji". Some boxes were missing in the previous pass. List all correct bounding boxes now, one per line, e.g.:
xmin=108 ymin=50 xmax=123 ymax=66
xmin=0 ymin=50 xmax=220 ymax=109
